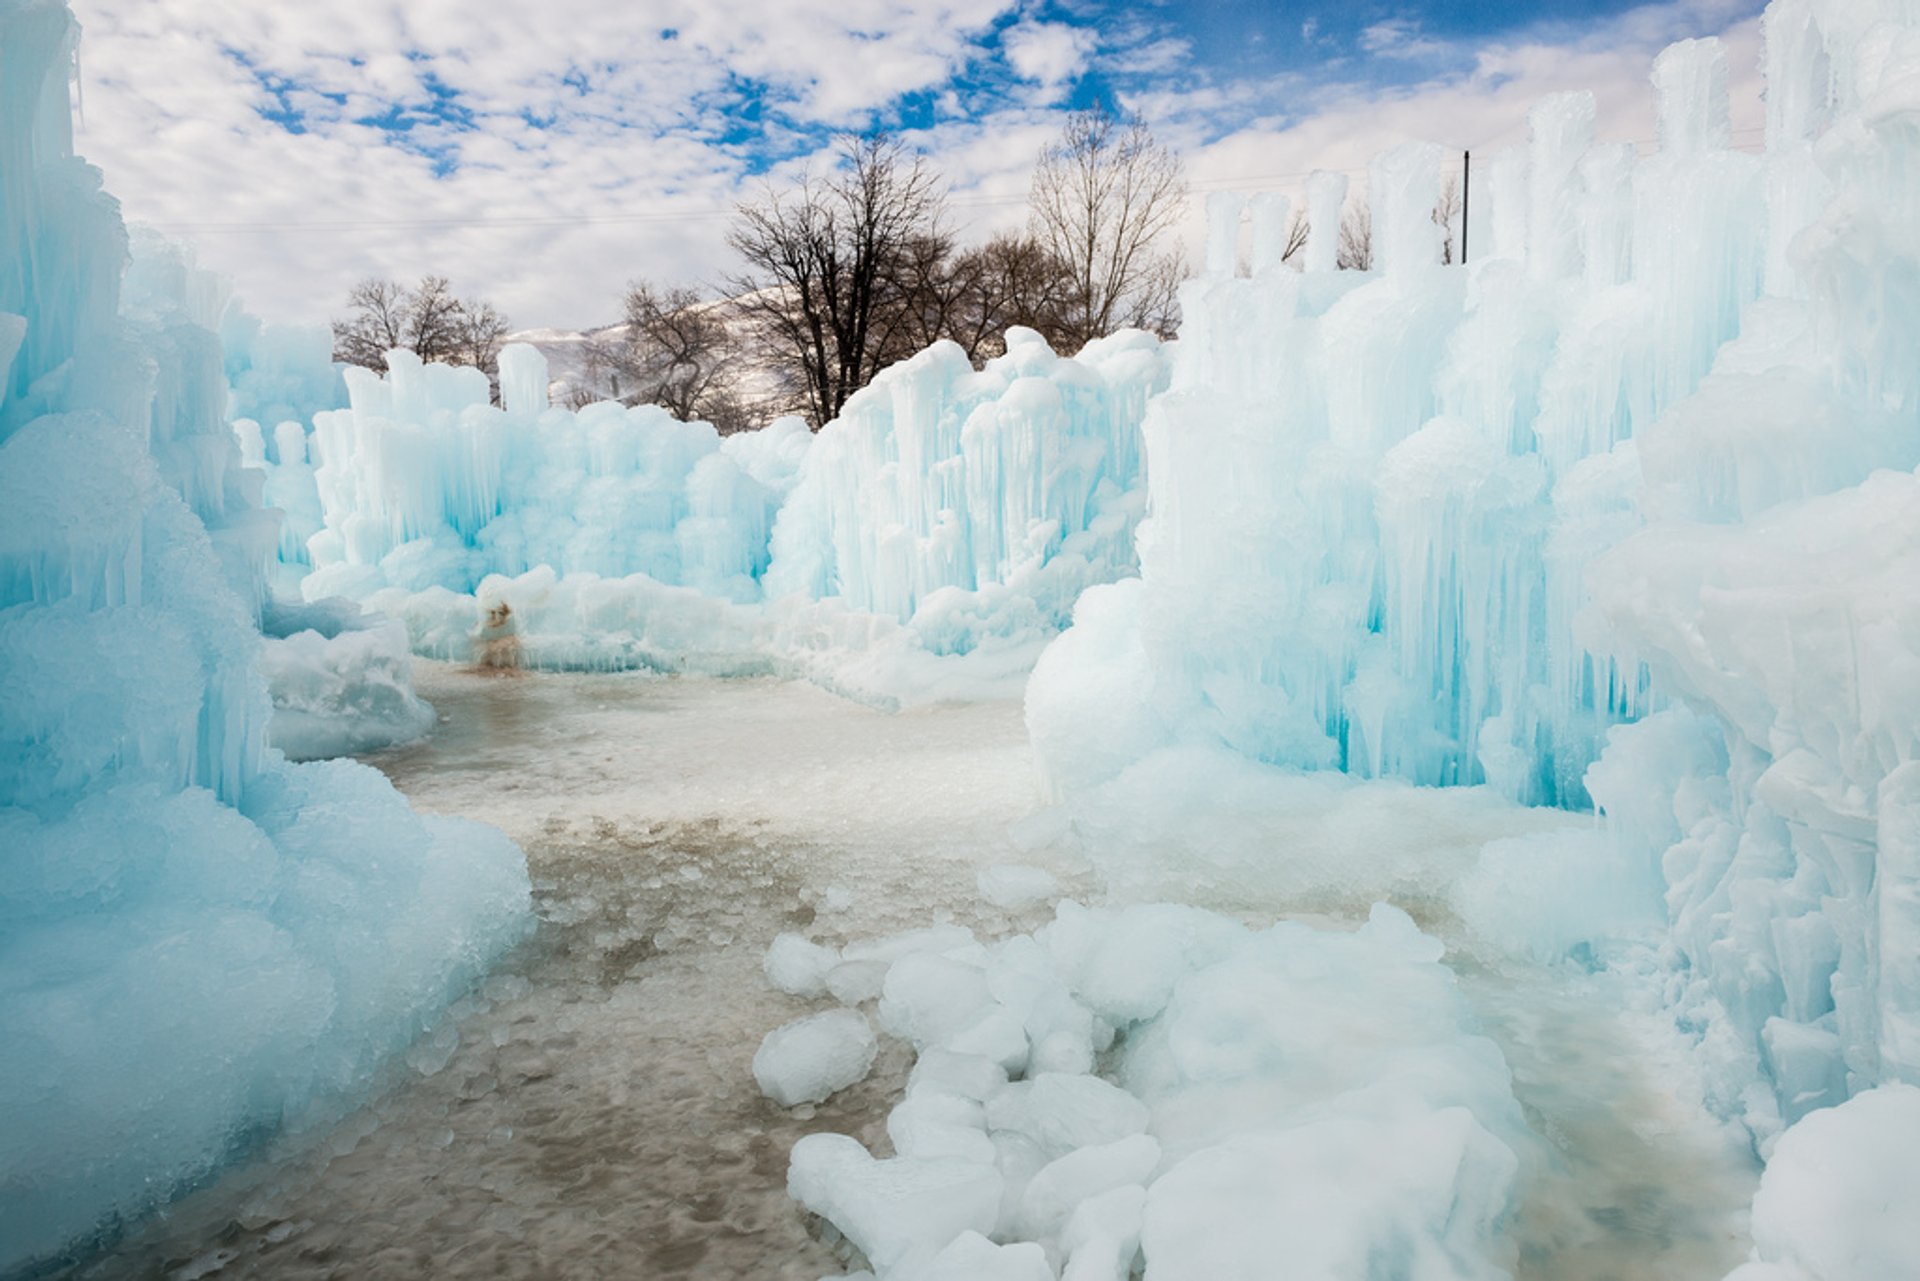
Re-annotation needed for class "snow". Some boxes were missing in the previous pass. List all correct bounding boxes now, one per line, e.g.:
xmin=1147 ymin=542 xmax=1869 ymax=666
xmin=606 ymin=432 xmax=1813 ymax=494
xmin=0 ymin=4 xmax=528 ymax=1271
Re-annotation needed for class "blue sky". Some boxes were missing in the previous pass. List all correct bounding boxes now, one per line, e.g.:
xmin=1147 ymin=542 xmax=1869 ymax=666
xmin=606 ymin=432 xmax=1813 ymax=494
xmin=69 ymin=0 xmax=1768 ymax=328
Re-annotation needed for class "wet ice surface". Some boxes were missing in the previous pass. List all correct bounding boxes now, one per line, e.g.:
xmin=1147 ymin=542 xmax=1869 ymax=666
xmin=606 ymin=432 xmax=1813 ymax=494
xmin=65 ymin=667 xmax=1754 ymax=1280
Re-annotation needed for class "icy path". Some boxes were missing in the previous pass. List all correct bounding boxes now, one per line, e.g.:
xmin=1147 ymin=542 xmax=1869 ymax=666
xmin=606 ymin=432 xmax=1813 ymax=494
xmin=67 ymin=668 xmax=1753 ymax=1280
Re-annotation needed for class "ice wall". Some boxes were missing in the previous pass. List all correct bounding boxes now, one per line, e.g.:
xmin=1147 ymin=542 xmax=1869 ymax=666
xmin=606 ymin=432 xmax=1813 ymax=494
xmin=296 ymin=350 xmax=811 ymax=604
xmin=271 ymin=323 xmax=1165 ymax=699
xmin=0 ymin=2 xmax=528 ymax=1269
xmin=1029 ymin=0 xmax=1920 ymax=1141
xmin=765 ymin=326 xmax=1168 ymax=651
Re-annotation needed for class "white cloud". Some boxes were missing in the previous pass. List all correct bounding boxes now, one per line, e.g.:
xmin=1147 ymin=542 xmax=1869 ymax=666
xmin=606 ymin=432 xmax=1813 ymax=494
xmin=1002 ymin=19 xmax=1097 ymax=93
xmin=63 ymin=0 xmax=1770 ymax=333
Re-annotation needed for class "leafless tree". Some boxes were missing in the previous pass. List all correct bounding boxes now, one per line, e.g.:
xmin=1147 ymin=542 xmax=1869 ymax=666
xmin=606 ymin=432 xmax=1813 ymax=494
xmin=1030 ymin=107 xmax=1187 ymax=348
xmin=1433 ymin=177 xmax=1464 ymax=265
xmin=584 ymin=282 xmax=749 ymax=431
xmin=1337 ymin=204 xmax=1373 ymax=271
xmin=1283 ymin=211 xmax=1311 ymax=264
xmin=726 ymin=134 xmax=946 ymax=427
xmin=332 ymin=275 xmax=511 ymax=397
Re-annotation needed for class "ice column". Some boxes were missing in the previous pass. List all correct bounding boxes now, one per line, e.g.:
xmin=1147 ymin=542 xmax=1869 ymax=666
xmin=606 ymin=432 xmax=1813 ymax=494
xmin=1249 ymin=192 xmax=1294 ymax=274
xmin=1204 ymin=192 xmax=1245 ymax=278
xmin=1372 ymin=142 xmax=1445 ymax=279
xmin=1526 ymin=93 xmax=1597 ymax=282
xmin=1304 ymin=170 xmax=1348 ymax=273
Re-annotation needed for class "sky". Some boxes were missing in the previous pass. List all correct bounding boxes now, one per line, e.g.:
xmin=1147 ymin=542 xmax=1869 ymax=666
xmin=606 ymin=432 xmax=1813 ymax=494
xmin=67 ymin=0 xmax=1769 ymax=332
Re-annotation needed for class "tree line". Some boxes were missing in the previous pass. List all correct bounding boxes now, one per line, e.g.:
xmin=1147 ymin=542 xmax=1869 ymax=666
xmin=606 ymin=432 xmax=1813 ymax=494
xmin=333 ymin=107 xmax=1186 ymax=430
xmin=331 ymin=110 xmax=1460 ymax=431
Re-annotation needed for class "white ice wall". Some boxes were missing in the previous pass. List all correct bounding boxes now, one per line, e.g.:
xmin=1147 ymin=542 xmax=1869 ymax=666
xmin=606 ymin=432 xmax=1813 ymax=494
xmin=1029 ymin=0 xmax=1920 ymax=1140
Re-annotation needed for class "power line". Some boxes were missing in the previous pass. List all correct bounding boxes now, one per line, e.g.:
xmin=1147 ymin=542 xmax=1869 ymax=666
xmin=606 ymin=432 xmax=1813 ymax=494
xmin=146 ymin=127 xmax=1777 ymax=237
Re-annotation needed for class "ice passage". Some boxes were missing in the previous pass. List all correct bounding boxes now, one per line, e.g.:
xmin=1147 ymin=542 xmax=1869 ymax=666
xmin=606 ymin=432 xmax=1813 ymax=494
xmin=5 ymin=0 xmax=1920 ymax=1276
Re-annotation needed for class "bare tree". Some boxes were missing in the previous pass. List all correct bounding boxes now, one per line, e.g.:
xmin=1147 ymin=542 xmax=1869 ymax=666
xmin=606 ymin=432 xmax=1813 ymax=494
xmin=1030 ymin=107 xmax=1186 ymax=348
xmin=1283 ymin=210 xmax=1311 ymax=264
xmin=727 ymin=134 xmax=946 ymax=427
xmin=404 ymin=275 xmax=467 ymax=363
xmin=330 ymin=279 xmax=410 ymax=369
xmin=584 ymin=282 xmax=749 ymax=431
xmin=1434 ymin=176 xmax=1463 ymax=265
xmin=1337 ymin=204 xmax=1373 ymax=271
xmin=332 ymin=275 xmax=511 ymax=396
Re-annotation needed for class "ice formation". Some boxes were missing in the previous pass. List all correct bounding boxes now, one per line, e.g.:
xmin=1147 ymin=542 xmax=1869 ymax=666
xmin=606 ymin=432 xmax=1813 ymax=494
xmin=767 ymin=903 xmax=1533 ymax=1279
xmin=0 ymin=2 xmax=528 ymax=1270
xmin=240 ymin=322 xmax=1168 ymax=701
xmin=1028 ymin=0 xmax=1920 ymax=1158
xmin=258 ymin=596 xmax=437 ymax=760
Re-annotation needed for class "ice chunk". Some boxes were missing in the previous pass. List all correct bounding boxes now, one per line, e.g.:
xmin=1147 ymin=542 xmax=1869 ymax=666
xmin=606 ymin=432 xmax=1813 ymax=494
xmin=894 ymin=1231 xmax=1053 ymax=1281
xmin=765 ymin=931 xmax=842 ymax=999
xmin=878 ymin=952 xmax=994 ymax=1048
xmin=1015 ymin=1134 xmax=1161 ymax=1241
xmin=753 ymin=1009 xmax=878 ymax=1107
xmin=985 ymin=1074 xmax=1151 ymax=1162
xmin=786 ymin=1133 xmax=1003 ymax=1273
xmin=1741 ymin=1085 xmax=1920 ymax=1281
xmin=1059 ymin=1187 xmax=1147 ymax=1280
xmin=1141 ymin=1109 xmax=1519 ymax=1281
xmin=977 ymin=864 xmax=1061 ymax=910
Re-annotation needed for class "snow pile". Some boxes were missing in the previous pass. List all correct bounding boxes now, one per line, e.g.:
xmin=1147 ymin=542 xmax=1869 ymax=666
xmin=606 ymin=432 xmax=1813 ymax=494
xmin=1030 ymin=0 xmax=1920 ymax=1142
xmin=0 ymin=3 xmax=528 ymax=1270
xmin=763 ymin=903 xmax=1531 ymax=1279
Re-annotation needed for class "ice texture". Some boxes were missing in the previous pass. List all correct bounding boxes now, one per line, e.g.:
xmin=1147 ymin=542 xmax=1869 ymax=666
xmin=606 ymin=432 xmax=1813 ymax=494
xmin=258 ymin=596 xmax=437 ymax=759
xmin=247 ymin=323 xmax=1167 ymax=704
xmin=769 ymin=901 xmax=1530 ymax=1280
xmin=1028 ymin=0 xmax=1920 ymax=1147
xmin=1729 ymin=1084 xmax=1920 ymax=1281
xmin=0 ymin=3 xmax=529 ymax=1269
xmin=753 ymin=1009 xmax=879 ymax=1107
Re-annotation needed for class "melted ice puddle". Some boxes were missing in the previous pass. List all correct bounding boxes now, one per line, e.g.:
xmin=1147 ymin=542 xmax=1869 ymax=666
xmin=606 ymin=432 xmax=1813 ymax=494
xmin=63 ymin=667 xmax=1754 ymax=1280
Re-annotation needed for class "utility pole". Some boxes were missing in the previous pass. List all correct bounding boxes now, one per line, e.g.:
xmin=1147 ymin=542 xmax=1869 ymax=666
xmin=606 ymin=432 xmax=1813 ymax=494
xmin=1460 ymin=150 xmax=1471 ymax=265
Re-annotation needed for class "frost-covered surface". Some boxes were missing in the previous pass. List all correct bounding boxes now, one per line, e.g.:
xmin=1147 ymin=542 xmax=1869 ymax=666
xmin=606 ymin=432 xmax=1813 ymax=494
xmin=259 ymin=596 xmax=437 ymax=760
xmin=0 ymin=3 xmax=528 ymax=1270
xmin=1728 ymin=1084 xmax=1920 ymax=1281
xmin=1030 ymin=0 xmax=1920 ymax=1158
xmin=243 ymin=322 xmax=1167 ymax=702
xmin=768 ymin=902 xmax=1533 ymax=1280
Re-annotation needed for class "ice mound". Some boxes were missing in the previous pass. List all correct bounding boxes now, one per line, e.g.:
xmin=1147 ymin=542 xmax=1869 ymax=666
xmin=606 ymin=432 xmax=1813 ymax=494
xmin=761 ymin=903 xmax=1529 ymax=1279
xmin=1724 ymin=1084 xmax=1920 ymax=1281
xmin=259 ymin=596 xmax=436 ymax=759
xmin=0 ymin=3 xmax=529 ymax=1268
xmin=754 ymin=1009 xmax=879 ymax=1106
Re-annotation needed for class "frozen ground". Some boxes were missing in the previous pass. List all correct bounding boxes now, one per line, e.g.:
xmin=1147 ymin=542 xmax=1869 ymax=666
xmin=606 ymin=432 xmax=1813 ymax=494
xmin=61 ymin=668 xmax=1755 ymax=1280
